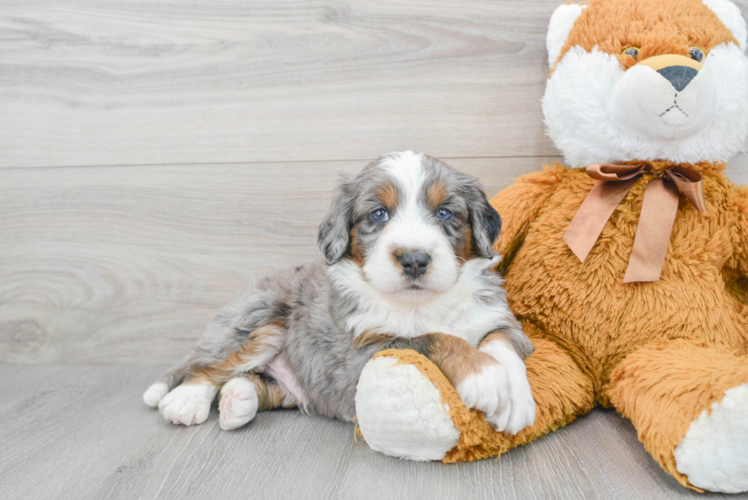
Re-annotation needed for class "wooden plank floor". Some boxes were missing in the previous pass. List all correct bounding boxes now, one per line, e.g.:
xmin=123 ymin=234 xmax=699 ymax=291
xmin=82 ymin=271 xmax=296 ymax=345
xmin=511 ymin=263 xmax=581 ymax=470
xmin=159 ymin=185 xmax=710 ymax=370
xmin=2 ymin=0 xmax=748 ymax=498
xmin=0 ymin=365 xmax=744 ymax=500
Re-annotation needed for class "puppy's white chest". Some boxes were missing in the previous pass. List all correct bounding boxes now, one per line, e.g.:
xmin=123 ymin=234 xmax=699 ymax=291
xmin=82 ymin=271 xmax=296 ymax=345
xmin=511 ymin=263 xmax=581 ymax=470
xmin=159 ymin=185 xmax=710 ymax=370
xmin=331 ymin=256 xmax=512 ymax=347
xmin=346 ymin=272 xmax=511 ymax=347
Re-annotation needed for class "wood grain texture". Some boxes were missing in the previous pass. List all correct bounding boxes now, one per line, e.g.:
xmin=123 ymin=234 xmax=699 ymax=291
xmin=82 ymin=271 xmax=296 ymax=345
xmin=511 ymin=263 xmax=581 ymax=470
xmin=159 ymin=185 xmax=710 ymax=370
xmin=0 ymin=365 xmax=744 ymax=500
xmin=1 ymin=156 xmax=746 ymax=365
xmin=0 ymin=157 xmax=553 ymax=364
xmin=2 ymin=0 xmax=745 ymax=168
xmin=2 ymin=0 xmax=748 ymax=497
xmin=0 ymin=0 xmax=564 ymax=168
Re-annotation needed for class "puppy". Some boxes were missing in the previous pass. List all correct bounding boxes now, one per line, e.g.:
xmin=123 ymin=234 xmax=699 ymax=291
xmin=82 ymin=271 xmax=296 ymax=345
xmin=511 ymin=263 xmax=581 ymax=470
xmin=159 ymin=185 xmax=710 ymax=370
xmin=143 ymin=151 xmax=536 ymax=434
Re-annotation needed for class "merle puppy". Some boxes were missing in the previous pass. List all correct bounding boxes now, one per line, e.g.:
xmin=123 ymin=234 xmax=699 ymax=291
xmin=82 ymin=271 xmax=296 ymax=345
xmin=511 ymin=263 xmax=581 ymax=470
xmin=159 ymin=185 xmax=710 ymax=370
xmin=144 ymin=151 xmax=536 ymax=434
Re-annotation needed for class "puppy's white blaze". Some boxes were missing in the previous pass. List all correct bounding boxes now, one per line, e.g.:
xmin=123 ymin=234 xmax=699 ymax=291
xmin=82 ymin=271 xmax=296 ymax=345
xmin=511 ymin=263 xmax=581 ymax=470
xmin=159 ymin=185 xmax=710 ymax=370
xmin=331 ymin=256 xmax=506 ymax=347
xmin=480 ymin=340 xmax=536 ymax=435
xmin=364 ymin=150 xmax=460 ymax=296
xmin=219 ymin=377 xmax=259 ymax=431
xmin=143 ymin=382 xmax=169 ymax=408
xmin=364 ymin=218 xmax=458 ymax=295
xmin=381 ymin=150 xmax=426 ymax=196
xmin=544 ymin=44 xmax=748 ymax=167
xmin=455 ymin=363 xmax=510 ymax=417
xmin=158 ymin=382 xmax=217 ymax=426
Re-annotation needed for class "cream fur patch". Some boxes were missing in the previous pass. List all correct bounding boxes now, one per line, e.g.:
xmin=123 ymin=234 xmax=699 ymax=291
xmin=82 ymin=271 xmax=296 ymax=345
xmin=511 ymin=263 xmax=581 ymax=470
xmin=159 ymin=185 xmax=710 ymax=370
xmin=674 ymin=382 xmax=748 ymax=493
xmin=355 ymin=355 xmax=460 ymax=461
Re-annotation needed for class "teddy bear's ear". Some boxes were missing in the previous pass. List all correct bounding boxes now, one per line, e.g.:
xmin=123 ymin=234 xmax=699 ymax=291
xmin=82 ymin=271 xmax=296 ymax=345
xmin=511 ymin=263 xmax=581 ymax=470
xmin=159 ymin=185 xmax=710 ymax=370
xmin=547 ymin=3 xmax=588 ymax=68
xmin=703 ymin=0 xmax=748 ymax=52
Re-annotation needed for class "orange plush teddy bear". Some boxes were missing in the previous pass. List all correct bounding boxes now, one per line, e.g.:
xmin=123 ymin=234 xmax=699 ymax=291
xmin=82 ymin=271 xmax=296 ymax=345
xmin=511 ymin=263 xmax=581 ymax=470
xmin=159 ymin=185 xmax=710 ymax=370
xmin=353 ymin=0 xmax=748 ymax=493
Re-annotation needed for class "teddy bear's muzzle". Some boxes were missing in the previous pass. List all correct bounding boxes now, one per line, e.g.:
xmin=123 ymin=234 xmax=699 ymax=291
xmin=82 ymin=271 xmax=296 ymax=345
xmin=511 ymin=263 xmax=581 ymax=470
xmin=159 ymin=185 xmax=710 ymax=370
xmin=609 ymin=53 xmax=718 ymax=141
xmin=636 ymin=54 xmax=703 ymax=91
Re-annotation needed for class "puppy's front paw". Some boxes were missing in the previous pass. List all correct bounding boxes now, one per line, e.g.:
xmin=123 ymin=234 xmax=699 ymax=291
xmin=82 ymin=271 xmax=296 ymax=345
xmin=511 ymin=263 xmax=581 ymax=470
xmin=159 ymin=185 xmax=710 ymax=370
xmin=219 ymin=377 xmax=259 ymax=431
xmin=158 ymin=382 xmax=217 ymax=426
xmin=456 ymin=361 xmax=511 ymax=417
xmin=480 ymin=341 xmax=536 ymax=435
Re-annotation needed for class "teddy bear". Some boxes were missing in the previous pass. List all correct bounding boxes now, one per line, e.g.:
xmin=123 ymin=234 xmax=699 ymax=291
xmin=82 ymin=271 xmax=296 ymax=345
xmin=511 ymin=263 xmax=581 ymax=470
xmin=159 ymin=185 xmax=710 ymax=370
xmin=353 ymin=0 xmax=748 ymax=493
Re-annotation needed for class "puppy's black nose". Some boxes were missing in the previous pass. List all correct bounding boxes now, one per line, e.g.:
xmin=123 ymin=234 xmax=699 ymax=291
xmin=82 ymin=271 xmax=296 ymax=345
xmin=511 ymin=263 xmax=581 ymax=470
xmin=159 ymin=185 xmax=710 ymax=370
xmin=398 ymin=252 xmax=431 ymax=279
xmin=657 ymin=66 xmax=698 ymax=92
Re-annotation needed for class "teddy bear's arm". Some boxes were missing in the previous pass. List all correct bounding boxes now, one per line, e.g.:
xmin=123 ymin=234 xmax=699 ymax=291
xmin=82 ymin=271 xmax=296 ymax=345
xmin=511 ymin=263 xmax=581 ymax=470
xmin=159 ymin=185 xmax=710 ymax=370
xmin=490 ymin=165 xmax=567 ymax=273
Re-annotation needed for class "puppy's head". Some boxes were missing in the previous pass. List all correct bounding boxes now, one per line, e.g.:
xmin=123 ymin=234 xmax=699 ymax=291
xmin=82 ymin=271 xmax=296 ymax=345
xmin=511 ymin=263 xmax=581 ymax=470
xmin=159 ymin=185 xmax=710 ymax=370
xmin=318 ymin=151 xmax=501 ymax=297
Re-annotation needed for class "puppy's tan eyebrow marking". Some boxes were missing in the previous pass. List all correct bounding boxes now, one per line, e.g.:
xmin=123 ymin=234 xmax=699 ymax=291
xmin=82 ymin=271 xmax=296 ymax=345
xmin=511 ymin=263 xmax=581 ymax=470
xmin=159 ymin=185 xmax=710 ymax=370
xmin=426 ymin=180 xmax=448 ymax=209
xmin=459 ymin=226 xmax=474 ymax=262
xmin=349 ymin=228 xmax=365 ymax=267
xmin=375 ymin=181 xmax=399 ymax=211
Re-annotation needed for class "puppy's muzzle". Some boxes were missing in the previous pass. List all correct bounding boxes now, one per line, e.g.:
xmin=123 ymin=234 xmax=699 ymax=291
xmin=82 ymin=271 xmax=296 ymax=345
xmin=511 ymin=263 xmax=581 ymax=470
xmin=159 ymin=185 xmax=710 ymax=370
xmin=398 ymin=251 xmax=431 ymax=279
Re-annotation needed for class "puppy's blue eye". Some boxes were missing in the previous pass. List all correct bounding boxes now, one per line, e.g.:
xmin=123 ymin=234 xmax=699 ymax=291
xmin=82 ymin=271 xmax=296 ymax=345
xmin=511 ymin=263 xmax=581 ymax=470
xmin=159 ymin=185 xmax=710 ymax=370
xmin=371 ymin=209 xmax=389 ymax=222
xmin=437 ymin=208 xmax=452 ymax=221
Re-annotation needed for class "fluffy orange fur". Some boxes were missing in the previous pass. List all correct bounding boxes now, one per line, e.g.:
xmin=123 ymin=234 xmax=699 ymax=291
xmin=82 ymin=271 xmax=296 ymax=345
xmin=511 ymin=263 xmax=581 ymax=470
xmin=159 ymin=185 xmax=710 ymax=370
xmin=554 ymin=0 xmax=737 ymax=69
xmin=364 ymin=161 xmax=748 ymax=491
xmin=356 ymin=0 xmax=748 ymax=490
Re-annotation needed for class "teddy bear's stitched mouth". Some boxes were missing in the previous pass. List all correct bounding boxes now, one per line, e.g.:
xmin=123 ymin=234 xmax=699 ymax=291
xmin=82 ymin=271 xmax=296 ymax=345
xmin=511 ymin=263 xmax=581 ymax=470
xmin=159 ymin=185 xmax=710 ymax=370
xmin=659 ymin=93 xmax=689 ymax=118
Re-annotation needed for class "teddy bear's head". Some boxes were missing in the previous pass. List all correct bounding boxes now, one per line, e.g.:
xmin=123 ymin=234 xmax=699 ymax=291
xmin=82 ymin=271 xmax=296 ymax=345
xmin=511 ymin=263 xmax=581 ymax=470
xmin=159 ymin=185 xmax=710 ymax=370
xmin=543 ymin=0 xmax=748 ymax=167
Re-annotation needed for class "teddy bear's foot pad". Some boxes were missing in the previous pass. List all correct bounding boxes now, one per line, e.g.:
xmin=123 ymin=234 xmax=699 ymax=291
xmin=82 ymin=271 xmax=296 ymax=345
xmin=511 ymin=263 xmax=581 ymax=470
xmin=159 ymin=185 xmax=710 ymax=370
xmin=675 ymin=382 xmax=748 ymax=493
xmin=355 ymin=355 xmax=460 ymax=461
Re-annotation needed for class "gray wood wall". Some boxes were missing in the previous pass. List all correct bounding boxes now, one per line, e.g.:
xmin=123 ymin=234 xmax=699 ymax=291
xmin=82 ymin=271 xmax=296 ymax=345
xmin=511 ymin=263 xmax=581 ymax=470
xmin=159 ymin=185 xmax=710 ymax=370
xmin=2 ymin=0 xmax=747 ymax=365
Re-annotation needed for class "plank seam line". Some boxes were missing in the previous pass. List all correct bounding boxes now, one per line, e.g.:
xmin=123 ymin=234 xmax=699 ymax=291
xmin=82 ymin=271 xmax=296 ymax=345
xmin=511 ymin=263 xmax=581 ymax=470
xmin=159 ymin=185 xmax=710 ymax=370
xmin=0 ymin=155 xmax=565 ymax=171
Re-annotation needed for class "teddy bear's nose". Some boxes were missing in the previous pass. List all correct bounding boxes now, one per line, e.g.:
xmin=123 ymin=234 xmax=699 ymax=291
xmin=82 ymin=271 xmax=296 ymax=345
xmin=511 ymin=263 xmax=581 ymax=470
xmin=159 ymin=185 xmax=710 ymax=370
xmin=636 ymin=54 xmax=703 ymax=92
xmin=657 ymin=65 xmax=699 ymax=92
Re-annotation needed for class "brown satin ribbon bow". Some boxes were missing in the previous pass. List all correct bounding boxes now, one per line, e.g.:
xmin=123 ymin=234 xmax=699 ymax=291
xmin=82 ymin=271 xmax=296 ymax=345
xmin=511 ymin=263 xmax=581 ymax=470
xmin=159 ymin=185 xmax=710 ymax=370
xmin=563 ymin=163 xmax=707 ymax=283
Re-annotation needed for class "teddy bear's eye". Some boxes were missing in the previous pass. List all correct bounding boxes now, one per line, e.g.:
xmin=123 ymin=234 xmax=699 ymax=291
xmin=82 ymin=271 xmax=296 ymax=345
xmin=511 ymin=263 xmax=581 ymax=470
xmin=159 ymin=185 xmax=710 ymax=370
xmin=622 ymin=47 xmax=640 ymax=60
xmin=689 ymin=47 xmax=705 ymax=62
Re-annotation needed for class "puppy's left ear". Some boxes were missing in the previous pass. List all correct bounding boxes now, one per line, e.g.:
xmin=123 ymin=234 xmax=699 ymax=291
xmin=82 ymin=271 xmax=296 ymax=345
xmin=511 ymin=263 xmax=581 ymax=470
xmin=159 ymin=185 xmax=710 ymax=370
xmin=318 ymin=175 xmax=358 ymax=264
xmin=465 ymin=181 xmax=502 ymax=259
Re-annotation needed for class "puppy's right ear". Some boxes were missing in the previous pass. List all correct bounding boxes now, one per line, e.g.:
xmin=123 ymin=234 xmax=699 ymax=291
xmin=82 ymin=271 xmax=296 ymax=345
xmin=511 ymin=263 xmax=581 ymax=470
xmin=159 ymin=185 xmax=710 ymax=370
xmin=318 ymin=175 xmax=358 ymax=264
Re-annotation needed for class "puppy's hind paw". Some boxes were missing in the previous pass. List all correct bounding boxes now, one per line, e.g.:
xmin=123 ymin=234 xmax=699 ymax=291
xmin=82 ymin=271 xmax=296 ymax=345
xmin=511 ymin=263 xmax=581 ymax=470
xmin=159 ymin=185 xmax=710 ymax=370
xmin=143 ymin=382 xmax=169 ymax=408
xmin=158 ymin=382 xmax=217 ymax=426
xmin=219 ymin=377 xmax=259 ymax=431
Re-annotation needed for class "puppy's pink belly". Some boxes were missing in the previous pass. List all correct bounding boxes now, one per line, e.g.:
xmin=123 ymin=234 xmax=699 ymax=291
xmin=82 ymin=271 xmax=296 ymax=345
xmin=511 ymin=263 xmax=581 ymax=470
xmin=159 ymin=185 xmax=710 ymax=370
xmin=264 ymin=353 xmax=307 ymax=403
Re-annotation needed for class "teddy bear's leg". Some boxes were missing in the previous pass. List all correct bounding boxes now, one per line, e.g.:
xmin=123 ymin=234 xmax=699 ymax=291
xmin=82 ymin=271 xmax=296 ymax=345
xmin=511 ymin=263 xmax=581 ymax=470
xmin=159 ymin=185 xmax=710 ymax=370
xmin=607 ymin=338 xmax=748 ymax=493
xmin=355 ymin=335 xmax=595 ymax=462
